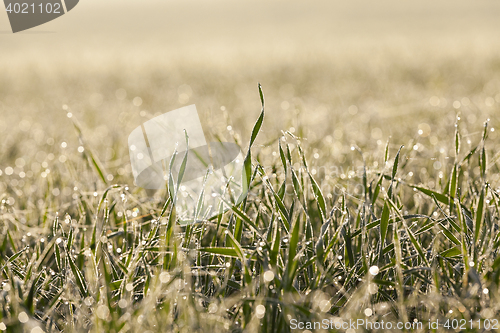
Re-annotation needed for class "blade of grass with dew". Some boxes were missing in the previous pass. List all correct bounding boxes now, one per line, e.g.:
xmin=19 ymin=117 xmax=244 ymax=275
xmin=242 ymin=83 xmax=265 ymax=194
xmin=284 ymin=215 xmax=302 ymax=291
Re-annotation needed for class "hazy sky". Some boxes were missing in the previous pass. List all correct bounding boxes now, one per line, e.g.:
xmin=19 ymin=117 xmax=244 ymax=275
xmin=1 ymin=0 xmax=500 ymax=63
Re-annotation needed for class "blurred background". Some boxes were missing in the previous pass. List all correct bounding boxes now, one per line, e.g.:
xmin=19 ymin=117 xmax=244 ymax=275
xmin=1 ymin=0 xmax=500 ymax=190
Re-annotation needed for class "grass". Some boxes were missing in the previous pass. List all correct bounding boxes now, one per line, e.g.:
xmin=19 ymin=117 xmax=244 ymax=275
xmin=1 ymin=53 xmax=500 ymax=332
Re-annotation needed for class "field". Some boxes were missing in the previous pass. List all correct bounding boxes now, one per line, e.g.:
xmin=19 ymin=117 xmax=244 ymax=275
xmin=2 ymin=1 xmax=500 ymax=332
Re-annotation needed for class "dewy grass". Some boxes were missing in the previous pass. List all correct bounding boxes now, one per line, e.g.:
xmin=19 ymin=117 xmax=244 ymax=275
xmin=1 ymin=80 xmax=500 ymax=333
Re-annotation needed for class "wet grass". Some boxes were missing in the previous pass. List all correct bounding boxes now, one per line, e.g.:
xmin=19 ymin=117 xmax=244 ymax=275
xmin=1 ymin=55 xmax=500 ymax=332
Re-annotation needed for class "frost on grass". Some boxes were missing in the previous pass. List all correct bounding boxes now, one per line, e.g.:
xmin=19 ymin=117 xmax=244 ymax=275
xmin=1 ymin=59 xmax=500 ymax=332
